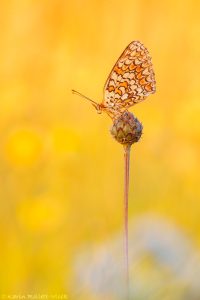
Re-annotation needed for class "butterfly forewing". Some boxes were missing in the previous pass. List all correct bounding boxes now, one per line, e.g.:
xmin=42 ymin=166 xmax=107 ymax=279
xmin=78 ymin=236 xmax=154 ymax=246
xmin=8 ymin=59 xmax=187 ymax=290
xmin=103 ymin=41 xmax=156 ymax=114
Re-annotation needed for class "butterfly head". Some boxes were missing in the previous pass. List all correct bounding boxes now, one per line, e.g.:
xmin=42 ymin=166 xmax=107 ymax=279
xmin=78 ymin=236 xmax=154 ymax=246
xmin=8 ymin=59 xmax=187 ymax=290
xmin=92 ymin=102 xmax=103 ymax=114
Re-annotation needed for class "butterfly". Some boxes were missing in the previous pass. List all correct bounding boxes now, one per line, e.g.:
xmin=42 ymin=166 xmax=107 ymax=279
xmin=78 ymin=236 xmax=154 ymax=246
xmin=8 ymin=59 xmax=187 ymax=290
xmin=72 ymin=41 xmax=156 ymax=119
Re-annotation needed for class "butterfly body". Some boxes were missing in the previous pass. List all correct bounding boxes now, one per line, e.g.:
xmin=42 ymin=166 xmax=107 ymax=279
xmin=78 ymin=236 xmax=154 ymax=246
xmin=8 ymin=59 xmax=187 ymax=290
xmin=73 ymin=40 xmax=156 ymax=119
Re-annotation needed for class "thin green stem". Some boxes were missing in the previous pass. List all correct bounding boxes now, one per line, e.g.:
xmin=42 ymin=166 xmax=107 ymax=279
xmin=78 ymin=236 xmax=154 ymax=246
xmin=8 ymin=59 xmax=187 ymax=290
xmin=123 ymin=144 xmax=131 ymax=299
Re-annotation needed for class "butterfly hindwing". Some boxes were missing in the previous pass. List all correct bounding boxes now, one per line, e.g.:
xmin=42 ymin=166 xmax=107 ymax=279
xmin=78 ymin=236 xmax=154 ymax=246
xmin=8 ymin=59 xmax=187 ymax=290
xmin=103 ymin=41 xmax=156 ymax=114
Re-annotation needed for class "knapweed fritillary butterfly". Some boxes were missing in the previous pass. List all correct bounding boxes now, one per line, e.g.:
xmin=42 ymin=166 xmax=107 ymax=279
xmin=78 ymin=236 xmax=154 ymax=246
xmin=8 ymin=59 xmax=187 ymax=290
xmin=72 ymin=41 xmax=156 ymax=119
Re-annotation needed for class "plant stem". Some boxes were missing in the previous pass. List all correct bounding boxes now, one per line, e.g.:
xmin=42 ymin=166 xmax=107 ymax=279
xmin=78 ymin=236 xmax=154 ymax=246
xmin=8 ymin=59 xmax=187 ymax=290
xmin=123 ymin=144 xmax=131 ymax=299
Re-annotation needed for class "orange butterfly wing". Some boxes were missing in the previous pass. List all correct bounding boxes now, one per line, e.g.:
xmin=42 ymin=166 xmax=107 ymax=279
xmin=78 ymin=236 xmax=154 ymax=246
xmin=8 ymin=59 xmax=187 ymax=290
xmin=103 ymin=41 xmax=156 ymax=113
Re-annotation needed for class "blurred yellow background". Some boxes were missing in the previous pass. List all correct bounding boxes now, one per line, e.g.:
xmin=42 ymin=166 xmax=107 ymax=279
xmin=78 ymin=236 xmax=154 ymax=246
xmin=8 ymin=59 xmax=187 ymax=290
xmin=0 ymin=0 xmax=200 ymax=299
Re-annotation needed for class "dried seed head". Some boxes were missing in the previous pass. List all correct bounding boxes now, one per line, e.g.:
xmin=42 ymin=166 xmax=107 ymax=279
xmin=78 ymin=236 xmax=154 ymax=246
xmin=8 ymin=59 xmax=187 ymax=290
xmin=110 ymin=111 xmax=143 ymax=146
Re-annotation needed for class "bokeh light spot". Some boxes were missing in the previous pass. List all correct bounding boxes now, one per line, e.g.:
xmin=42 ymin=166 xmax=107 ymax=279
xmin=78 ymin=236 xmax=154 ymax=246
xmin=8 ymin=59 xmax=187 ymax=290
xmin=17 ymin=196 xmax=65 ymax=233
xmin=4 ymin=128 xmax=43 ymax=167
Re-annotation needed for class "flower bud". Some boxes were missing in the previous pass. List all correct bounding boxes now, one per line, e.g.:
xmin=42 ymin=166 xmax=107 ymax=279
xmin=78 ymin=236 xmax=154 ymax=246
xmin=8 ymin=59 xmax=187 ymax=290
xmin=110 ymin=111 xmax=143 ymax=146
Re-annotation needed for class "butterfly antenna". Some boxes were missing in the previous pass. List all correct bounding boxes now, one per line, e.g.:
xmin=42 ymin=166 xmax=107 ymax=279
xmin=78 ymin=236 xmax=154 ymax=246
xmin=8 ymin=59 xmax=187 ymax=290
xmin=72 ymin=90 xmax=99 ymax=107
